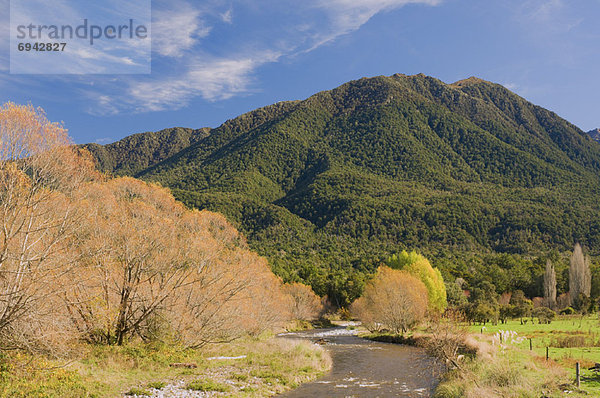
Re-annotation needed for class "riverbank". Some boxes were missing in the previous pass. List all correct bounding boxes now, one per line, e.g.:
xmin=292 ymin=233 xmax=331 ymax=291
xmin=362 ymin=315 xmax=600 ymax=397
xmin=0 ymin=337 xmax=331 ymax=397
xmin=280 ymin=327 xmax=441 ymax=397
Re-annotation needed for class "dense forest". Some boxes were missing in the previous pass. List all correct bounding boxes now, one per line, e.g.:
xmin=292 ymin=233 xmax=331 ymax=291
xmin=83 ymin=127 xmax=210 ymax=176
xmin=85 ymin=74 xmax=600 ymax=307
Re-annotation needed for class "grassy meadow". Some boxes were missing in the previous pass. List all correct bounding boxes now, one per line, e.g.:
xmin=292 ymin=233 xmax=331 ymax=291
xmin=468 ymin=315 xmax=600 ymax=396
xmin=0 ymin=337 xmax=331 ymax=398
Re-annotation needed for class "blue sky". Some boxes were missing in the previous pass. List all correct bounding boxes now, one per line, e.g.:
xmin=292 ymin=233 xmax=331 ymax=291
xmin=1 ymin=0 xmax=599 ymax=144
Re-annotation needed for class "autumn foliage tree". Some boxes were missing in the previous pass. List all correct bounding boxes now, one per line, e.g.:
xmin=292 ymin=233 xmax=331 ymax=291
xmin=64 ymin=178 xmax=290 ymax=346
xmin=569 ymin=243 xmax=591 ymax=309
xmin=0 ymin=103 xmax=95 ymax=351
xmin=0 ymin=102 xmax=293 ymax=352
xmin=387 ymin=251 xmax=447 ymax=313
xmin=351 ymin=266 xmax=428 ymax=334
xmin=284 ymin=283 xmax=323 ymax=321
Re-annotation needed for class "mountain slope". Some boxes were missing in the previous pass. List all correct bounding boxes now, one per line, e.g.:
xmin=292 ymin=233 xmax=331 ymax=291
xmin=82 ymin=127 xmax=210 ymax=176
xmin=85 ymin=74 xmax=600 ymax=305
xmin=588 ymin=128 xmax=600 ymax=142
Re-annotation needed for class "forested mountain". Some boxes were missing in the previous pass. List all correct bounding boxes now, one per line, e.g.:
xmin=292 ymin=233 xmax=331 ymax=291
xmin=85 ymin=74 xmax=600 ymax=306
xmin=82 ymin=127 xmax=210 ymax=175
xmin=588 ymin=128 xmax=600 ymax=142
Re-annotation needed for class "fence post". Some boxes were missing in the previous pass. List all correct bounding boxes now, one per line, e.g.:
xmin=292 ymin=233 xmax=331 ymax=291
xmin=546 ymin=347 xmax=549 ymax=361
xmin=576 ymin=362 xmax=580 ymax=388
xmin=529 ymin=338 xmax=532 ymax=351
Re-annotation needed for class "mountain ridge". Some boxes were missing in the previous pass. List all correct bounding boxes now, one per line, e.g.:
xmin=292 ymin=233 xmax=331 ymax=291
xmin=83 ymin=73 xmax=600 ymax=305
xmin=82 ymin=126 xmax=211 ymax=176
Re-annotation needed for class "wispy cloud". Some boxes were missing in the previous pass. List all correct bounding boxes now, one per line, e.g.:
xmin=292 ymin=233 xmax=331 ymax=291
xmin=518 ymin=0 xmax=563 ymax=22
xmin=316 ymin=0 xmax=441 ymax=39
xmin=152 ymin=3 xmax=210 ymax=58
xmin=515 ymin=0 xmax=582 ymax=32
xmin=2 ymin=0 xmax=443 ymax=113
xmin=8 ymin=0 xmax=150 ymax=74
xmin=113 ymin=0 xmax=442 ymax=112
xmin=221 ymin=8 xmax=233 ymax=24
xmin=93 ymin=51 xmax=281 ymax=113
xmin=94 ymin=137 xmax=114 ymax=144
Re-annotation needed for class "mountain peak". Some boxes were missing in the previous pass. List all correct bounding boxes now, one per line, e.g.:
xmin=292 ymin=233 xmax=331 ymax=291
xmin=587 ymin=128 xmax=600 ymax=142
xmin=451 ymin=76 xmax=491 ymax=87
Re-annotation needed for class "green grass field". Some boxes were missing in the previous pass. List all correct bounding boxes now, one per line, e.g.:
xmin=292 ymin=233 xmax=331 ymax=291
xmin=468 ymin=315 xmax=600 ymax=396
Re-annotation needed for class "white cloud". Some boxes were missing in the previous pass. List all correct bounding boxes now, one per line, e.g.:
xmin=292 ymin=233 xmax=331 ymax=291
xmin=221 ymin=8 xmax=233 ymax=24
xmin=152 ymin=4 xmax=210 ymax=58
xmin=7 ymin=0 xmax=151 ymax=74
xmin=117 ymin=51 xmax=281 ymax=112
xmin=116 ymin=0 xmax=442 ymax=113
xmin=519 ymin=0 xmax=563 ymax=22
xmin=3 ymin=0 xmax=443 ymax=112
xmin=514 ymin=0 xmax=582 ymax=32
xmin=312 ymin=0 xmax=442 ymax=48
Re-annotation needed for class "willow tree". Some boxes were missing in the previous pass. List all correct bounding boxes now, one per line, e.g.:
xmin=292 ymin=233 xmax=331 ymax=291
xmin=388 ymin=250 xmax=447 ymax=313
xmin=352 ymin=266 xmax=428 ymax=334
xmin=0 ymin=103 xmax=93 ymax=350
xmin=66 ymin=178 xmax=290 ymax=346
xmin=569 ymin=243 xmax=591 ymax=308
xmin=284 ymin=282 xmax=322 ymax=321
xmin=543 ymin=259 xmax=557 ymax=309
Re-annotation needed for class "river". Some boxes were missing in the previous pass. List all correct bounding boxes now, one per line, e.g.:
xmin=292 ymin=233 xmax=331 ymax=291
xmin=278 ymin=327 xmax=442 ymax=398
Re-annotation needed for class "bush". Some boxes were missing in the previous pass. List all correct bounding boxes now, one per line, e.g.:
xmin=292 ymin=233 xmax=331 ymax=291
xmin=550 ymin=335 xmax=587 ymax=348
xmin=559 ymin=307 xmax=575 ymax=315
xmin=533 ymin=307 xmax=556 ymax=324
xmin=125 ymin=387 xmax=150 ymax=396
xmin=433 ymin=383 xmax=465 ymax=398
xmin=284 ymin=283 xmax=323 ymax=321
xmin=186 ymin=379 xmax=230 ymax=392
xmin=484 ymin=362 xmax=523 ymax=388
xmin=388 ymin=251 xmax=447 ymax=313
xmin=146 ymin=381 xmax=166 ymax=389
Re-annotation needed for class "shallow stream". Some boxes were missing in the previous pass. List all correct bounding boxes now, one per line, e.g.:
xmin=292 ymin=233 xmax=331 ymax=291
xmin=278 ymin=327 xmax=442 ymax=398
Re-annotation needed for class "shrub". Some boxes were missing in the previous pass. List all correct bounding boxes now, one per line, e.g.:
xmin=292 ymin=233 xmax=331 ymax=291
xmin=533 ymin=307 xmax=556 ymax=324
xmin=146 ymin=381 xmax=166 ymax=389
xmin=125 ymin=387 xmax=150 ymax=396
xmin=550 ymin=335 xmax=587 ymax=348
xmin=186 ymin=379 xmax=230 ymax=392
xmin=284 ymin=283 xmax=322 ymax=321
xmin=559 ymin=307 xmax=575 ymax=315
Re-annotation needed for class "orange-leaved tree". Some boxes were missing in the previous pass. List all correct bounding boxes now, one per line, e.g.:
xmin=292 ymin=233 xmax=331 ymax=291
xmin=284 ymin=282 xmax=323 ymax=321
xmin=65 ymin=178 xmax=290 ymax=346
xmin=0 ymin=103 xmax=95 ymax=352
xmin=351 ymin=266 xmax=428 ymax=334
xmin=388 ymin=250 xmax=447 ymax=313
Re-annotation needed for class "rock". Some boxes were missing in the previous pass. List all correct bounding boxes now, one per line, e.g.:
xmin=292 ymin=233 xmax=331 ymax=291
xmin=169 ymin=363 xmax=198 ymax=369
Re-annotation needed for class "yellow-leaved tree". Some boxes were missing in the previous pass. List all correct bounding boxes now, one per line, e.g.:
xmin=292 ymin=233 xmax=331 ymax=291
xmin=387 ymin=251 xmax=447 ymax=313
xmin=351 ymin=266 xmax=428 ymax=334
